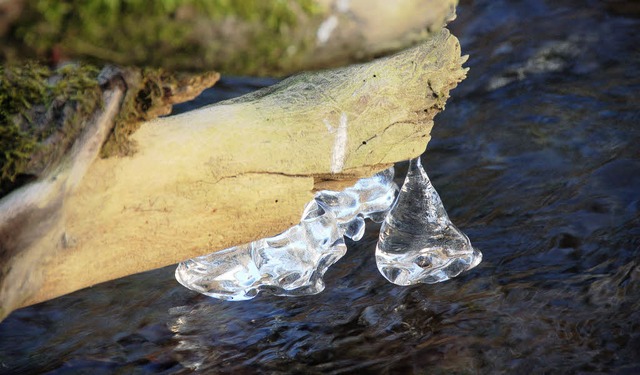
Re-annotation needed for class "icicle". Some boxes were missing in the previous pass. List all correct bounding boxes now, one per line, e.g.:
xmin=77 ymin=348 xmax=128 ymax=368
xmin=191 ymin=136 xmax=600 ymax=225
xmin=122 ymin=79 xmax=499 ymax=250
xmin=375 ymin=157 xmax=482 ymax=286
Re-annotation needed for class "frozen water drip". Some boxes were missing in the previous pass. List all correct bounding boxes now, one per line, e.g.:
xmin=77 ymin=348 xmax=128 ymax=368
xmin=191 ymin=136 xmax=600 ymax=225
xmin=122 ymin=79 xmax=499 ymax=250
xmin=375 ymin=157 xmax=482 ymax=286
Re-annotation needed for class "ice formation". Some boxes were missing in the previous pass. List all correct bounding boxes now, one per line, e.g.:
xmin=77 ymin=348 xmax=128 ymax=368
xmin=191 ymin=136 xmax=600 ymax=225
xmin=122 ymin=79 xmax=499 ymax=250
xmin=314 ymin=167 xmax=398 ymax=241
xmin=176 ymin=157 xmax=482 ymax=299
xmin=176 ymin=168 xmax=399 ymax=300
xmin=375 ymin=157 xmax=482 ymax=285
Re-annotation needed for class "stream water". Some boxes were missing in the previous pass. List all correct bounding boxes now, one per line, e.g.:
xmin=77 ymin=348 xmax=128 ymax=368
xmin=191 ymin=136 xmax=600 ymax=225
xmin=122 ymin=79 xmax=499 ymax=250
xmin=1 ymin=0 xmax=639 ymax=373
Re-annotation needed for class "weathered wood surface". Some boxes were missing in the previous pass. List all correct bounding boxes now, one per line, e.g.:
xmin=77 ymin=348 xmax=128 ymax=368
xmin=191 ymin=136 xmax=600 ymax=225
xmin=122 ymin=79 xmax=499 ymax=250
xmin=0 ymin=29 xmax=467 ymax=319
xmin=0 ymin=84 xmax=125 ymax=319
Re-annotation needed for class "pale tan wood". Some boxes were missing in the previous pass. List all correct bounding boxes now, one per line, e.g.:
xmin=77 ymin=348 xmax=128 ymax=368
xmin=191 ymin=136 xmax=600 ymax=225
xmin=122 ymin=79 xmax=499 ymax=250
xmin=0 ymin=29 xmax=467 ymax=319
xmin=0 ymin=87 xmax=125 ymax=319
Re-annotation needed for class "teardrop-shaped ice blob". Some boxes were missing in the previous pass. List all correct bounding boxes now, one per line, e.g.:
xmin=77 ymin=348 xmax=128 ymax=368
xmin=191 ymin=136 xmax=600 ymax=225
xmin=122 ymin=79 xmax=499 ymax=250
xmin=375 ymin=157 xmax=482 ymax=286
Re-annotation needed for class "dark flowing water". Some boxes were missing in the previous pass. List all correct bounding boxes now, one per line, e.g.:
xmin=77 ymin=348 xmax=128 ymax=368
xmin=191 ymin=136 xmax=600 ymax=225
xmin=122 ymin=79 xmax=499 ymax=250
xmin=2 ymin=1 xmax=639 ymax=373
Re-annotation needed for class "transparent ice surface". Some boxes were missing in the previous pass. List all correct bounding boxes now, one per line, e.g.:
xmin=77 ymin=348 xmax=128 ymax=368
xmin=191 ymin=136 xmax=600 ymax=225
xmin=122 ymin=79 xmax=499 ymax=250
xmin=314 ymin=167 xmax=398 ymax=241
xmin=375 ymin=157 xmax=482 ymax=286
xmin=176 ymin=168 xmax=398 ymax=300
xmin=176 ymin=200 xmax=346 ymax=300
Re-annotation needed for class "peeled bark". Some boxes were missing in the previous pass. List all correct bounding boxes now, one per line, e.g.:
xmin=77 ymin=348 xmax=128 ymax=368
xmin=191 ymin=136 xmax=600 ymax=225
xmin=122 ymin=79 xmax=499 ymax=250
xmin=0 ymin=29 xmax=467 ymax=320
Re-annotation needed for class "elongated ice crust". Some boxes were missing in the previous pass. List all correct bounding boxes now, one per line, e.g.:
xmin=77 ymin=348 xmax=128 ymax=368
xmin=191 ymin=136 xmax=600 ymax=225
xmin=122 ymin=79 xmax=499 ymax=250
xmin=177 ymin=199 xmax=346 ymax=300
xmin=315 ymin=167 xmax=398 ymax=241
xmin=375 ymin=157 xmax=482 ymax=286
xmin=176 ymin=168 xmax=398 ymax=300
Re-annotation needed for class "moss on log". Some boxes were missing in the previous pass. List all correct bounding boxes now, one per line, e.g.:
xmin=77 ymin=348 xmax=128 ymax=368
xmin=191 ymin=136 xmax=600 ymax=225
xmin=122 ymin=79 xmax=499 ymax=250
xmin=0 ymin=63 xmax=103 ymax=196
xmin=0 ymin=0 xmax=457 ymax=75
xmin=1 ymin=0 xmax=459 ymax=197
xmin=99 ymin=68 xmax=220 ymax=157
xmin=0 ymin=29 xmax=467 ymax=320
xmin=0 ymin=63 xmax=219 ymax=197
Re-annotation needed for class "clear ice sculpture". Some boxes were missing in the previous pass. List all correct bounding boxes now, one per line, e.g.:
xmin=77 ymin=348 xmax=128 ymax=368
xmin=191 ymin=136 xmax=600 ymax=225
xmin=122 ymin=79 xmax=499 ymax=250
xmin=314 ymin=167 xmax=398 ymax=241
xmin=175 ymin=168 xmax=398 ymax=300
xmin=375 ymin=157 xmax=482 ymax=286
xmin=176 ymin=199 xmax=345 ymax=300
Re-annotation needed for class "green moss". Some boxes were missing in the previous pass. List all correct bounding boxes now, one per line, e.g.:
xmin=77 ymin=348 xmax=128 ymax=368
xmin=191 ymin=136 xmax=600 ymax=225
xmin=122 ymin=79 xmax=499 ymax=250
xmin=0 ymin=61 xmax=218 ymax=196
xmin=8 ymin=0 xmax=320 ymax=75
xmin=1 ymin=1 xmax=326 ymax=193
xmin=0 ymin=62 xmax=102 ymax=197
xmin=100 ymin=67 xmax=180 ymax=157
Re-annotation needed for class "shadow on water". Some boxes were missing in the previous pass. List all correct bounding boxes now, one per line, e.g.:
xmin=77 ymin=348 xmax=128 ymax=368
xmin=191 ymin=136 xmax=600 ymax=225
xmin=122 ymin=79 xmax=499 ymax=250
xmin=1 ymin=0 xmax=640 ymax=373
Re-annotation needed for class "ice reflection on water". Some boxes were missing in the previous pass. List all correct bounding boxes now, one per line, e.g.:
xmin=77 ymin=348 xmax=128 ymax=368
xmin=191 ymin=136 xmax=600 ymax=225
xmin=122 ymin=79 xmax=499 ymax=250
xmin=1 ymin=0 xmax=640 ymax=373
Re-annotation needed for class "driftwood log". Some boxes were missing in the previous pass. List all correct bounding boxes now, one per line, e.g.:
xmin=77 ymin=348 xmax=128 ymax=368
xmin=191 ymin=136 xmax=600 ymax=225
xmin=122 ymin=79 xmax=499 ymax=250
xmin=0 ymin=29 xmax=467 ymax=320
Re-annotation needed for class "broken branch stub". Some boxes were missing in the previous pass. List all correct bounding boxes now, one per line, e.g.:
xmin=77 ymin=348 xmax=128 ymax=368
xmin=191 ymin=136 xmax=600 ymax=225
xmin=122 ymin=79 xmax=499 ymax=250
xmin=0 ymin=29 xmax=467 ymax=319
